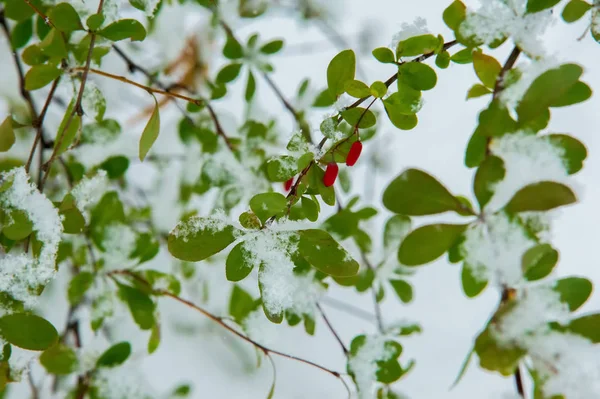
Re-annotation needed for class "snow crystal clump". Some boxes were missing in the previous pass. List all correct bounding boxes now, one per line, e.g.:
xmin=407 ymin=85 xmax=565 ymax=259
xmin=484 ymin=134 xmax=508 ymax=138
xmin=244 ymin=231 xmax=324 ymax=316
xmin=348 ymin=334 xmax=394 ymax=399
xmin=390 ymin=17 xmax=429 ymax=50
xmin=171 ymin=210 xmax=229 ymax=241
xmin=487 ymin=132 xmax=569 ymax=212
xmin=100 ymin=223 xmax=137 ymax=270
xmin=243 ymin=308 xmax=279 ymax=347
xmin=459 ymin=0 xmax=554 ymax=57
xmin=71 ymin=170 xmax=108 ymax=220
xmin=500 ymin=57 xmax=559 ymax=111
xmin=0 ymin=167 xmax=63 ymax=308
xmin=461 ymin=212 xmax=536 ymax=286
xmin=491 ymin=285 xmax=600 ymax=399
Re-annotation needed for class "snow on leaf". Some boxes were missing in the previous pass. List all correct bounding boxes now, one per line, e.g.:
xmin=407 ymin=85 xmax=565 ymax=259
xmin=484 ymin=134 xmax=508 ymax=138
xmin=487 ymin=132 xmax=570 ymax=212
xmin=460 ymin=212 xmax=536 ymax=286
xmin=0 ymin=167 xmax=63 ymax=308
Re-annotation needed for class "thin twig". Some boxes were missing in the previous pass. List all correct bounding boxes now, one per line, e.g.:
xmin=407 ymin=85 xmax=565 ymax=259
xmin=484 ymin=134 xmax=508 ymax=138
xmin=110 ymin=45 xmax=235 ymax=151
xmin=108 ymin=270 xmax=349 ymax=395
xmin=317 ymin=303 xmax=348 ymax=355
xmin=493 ymin=46 xmax=522 ymax=100
xmin=25 ymin=77 xmax=61 ymax=172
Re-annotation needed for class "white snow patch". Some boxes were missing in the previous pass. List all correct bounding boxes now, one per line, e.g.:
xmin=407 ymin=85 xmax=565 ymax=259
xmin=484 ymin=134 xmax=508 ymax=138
xmin=0 ymin=167 xmax=63 ymax=308
xmin=71 ymin=170 xmax=108 ymax=220
xmin=460 ymin=212 xmax=536 ymax=286
xmin=170 ymin=210 xmax=230 ymax=241
xmin=390 ymin=17 xmax=429 ymax=50
xmin=348 ymin=334 xmax=394 ymax=399
xmin=487 ymin=132 xmax=570 ymax=212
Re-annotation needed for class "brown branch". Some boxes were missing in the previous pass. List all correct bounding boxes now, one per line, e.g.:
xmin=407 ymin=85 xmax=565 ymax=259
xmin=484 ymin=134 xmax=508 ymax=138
xmin=493 ymin=46 xmax=521 ymax=100
xmin=317 ymin=303 xmax=348 ymax=355
xmin=70 ymin=67 xmax=204 ymax=106
xmin=40 ymin=0 xmax=105 ymax=188
xmin=110 ymin=45 xmax=235 ymax=151
xmin=25 ymin=77 xmax=61 ymax=172
xmin=21 ymin=0 xmax=53 ymax=28
xmin=108 ymin=269 xmax=349 ymax=394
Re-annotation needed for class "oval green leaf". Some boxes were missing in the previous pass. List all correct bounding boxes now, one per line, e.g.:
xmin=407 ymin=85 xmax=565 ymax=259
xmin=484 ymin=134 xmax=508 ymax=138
xmin=399 ymin=224 xmax=467 ymax=266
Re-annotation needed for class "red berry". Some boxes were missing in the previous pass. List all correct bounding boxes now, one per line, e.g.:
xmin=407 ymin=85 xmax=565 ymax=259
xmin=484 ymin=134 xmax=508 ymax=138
xmin=323 ymin=162 xmax=339 ymax=187
xmin=284 ymin=177 xmax=294 ymax=191
xmin=346 ymin=141 xmax=363 ymax=166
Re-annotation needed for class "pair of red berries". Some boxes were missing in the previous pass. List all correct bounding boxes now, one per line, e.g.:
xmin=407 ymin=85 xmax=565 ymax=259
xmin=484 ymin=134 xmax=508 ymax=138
xmin=284 ymin=141 xmax=363 ymax=191
xmin=323 ymin=141 xmax=363 ymax=187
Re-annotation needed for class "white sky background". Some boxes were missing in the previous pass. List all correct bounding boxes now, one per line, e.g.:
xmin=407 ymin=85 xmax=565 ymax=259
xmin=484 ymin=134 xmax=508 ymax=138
xmin=2 ymin=0 xmax=600 ymax=398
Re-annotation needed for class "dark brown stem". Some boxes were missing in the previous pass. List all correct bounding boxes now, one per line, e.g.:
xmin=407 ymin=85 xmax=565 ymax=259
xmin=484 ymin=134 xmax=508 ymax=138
xmin=317 ymin=303 xmax=348 ymax=355
xmin=514 ymin=366 xmax=525 ymax=398
xmin=493 ymin=46 xmax=522 ymax=100
xmin=108 ymin=270 xmax=349 ymax=395
xmin=110 ymin=45 xmax=235 ymax=151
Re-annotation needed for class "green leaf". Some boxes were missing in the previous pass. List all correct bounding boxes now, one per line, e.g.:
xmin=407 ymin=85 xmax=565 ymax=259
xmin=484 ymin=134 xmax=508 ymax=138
xmin=461 ymin=263 xmax=487 ymax=298
xmin=562 ymin=0 xmax=591 ymax=22
xmin=467 ymin=84 xmax=492 ymax=99
xmin=451 ymin=348 xmax=474 ymax=388
xmin=148 ymin=323 xmax=160 ymax=354
xmin=49 ymin=3 xmax=84 ymax=32
xmin=0 ymin=314 xmax=58 ymax=351
xmin=4 ymin=0 xmax=35 ymax=21
xmin=436 ymin=51 xmax=451 ymax=69
xmin=505 ymin=181 xmax=577 ymax=213
xmin=472 ymin=51 xmax=501 ymax=88
xmin=384 ymin=107 xmax=418 ymax=130
xmin=139 ymin=96 xmax=160 ymax=161
xmin=372 ymin=47 xmax=396 ymax=64
xmin=344 ymin=80 xmax=371 ymax=98
xmin=245 ymin=71 xmax=256 ymax=101
xmin=118 ymin=284 xmax=155 ymax=330
xmin=40 ymin=344 xmax=78 ymax=375
xmin=547 ymin=134 xmax=587 ymax=175
xmin=216 ymin=63 xmax=242 ymax=84
xmin=549 ymin=81 xmax=592 ymax=107
xmin=260 ymin=39 xmax=284 ymax=54
xmin=399 ymin=224 xmax=467 ymax=266
xmin=554 ymin=277 xmax=592 ymax=311
xmin=341 ymin=108 xmax=376 ymax=128
xmin=477 ymin=100 xmax=517 ymax=137
xmin=443 ymin=0 xmax=467 ymax=30
xmin=86 ymin=13 xmax=105 ymax=30
xmin=266 ymin=156 xmax=297 ymax=182
xmin=98 ymin=19 xmax=147 ymax=42
xmin=53 ymin=101 xmax=80 ymax=157
xmin=383 ymin=214 xmax=412 ymax=251
xmin=24 ymin=64 xmax=62 ymax=91
xmin=522 ymin=244 xmax=558 ymax=281
xmin=389 ymin=280 xmax=413 ymax=303
xmin=383 ymin=169 xmax=466 ymax=215
xmin=22 ymin=44 xmax=48 ymax=66
xmin=451 ymin=48 xmax=473 ymax=64
xmin=3 ymin=209 xmax=33 ymax=240
xmin=229 ymin=285 xmax=256 ymax=322
xmin=168 ymin=216 xmax=239 ymax=262
xmin=96 ymin=342 xmax=131 ymax=368
xmin=226 ymin=241 xmax=255 ymax=282
xmin=327 ymin=49 xmax=356 ymax=97
xmin=473 ymin=155 xmax=505 ymax=209
xmin=526 ymin=0 xmax=561 ymax=13
xmin=474 ymin=329 xmax=525 ymax=376
xmin=0 ymin=118 xmax=15 ymax=152
xmin=250 ymin=192 xmax=287 ymax=224
xmin=390 ymin=83 xmax=422 ymax=115
xmin=39 ymin=28 xmax=67 ymax=57
xmin=239 ymin=211 xmax=261 ymax=230
xmin=566 ymin=314 xmax=600 ymax=342
xmin=301 ymin=196 xmax=319 ymax=222
xmin=312 ymin=88 xmax=336 ymax=107
xmin=398 ymin=62 xmax=437 ymax=91
xmin=516 ymin=64 xmax=583 ymax=123
xmin=297 ymin=229 xmax=359 ymax=277
xmin=223 ymin=33 xmax=244 ymax=59
xmin=99 ymin=155 xmax=130 ymax=179
xmin=396 ymin=34 xmax=440 ymax=57
xmin=11 ymin=18 xmax=33 ymax=49
xmin=59 ymin=194 xmax=85 ymax=234
xmin=370 ymin=81 xmax=387 ymax=98
xmin=67 ymin=272 xmax=94 ymax=305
